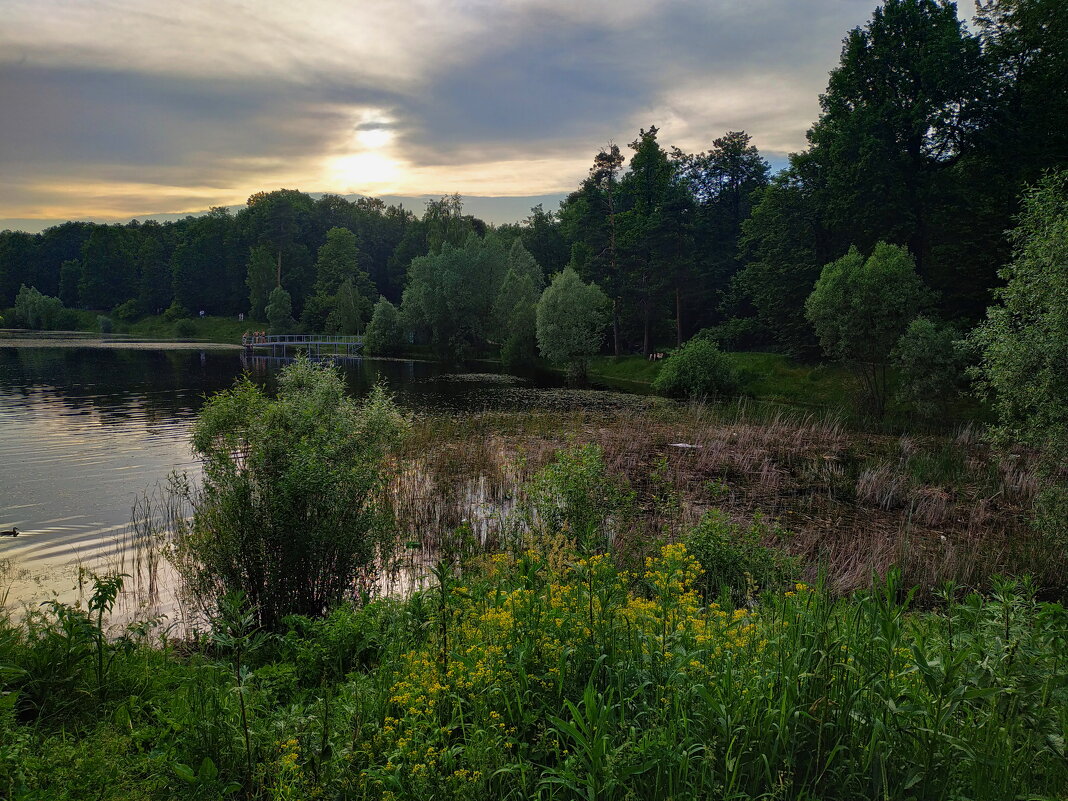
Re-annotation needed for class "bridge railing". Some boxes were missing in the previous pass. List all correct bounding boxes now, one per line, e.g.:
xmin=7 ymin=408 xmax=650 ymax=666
xmin=242 ymin=334 xmax=363 ymax=346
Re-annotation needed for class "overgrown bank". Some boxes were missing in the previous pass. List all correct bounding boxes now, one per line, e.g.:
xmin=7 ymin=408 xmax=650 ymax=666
xmin=2 ymin=363 xmax=1063 ymax=801
xmin=2 ymin=543 xmax=1065 ymax=800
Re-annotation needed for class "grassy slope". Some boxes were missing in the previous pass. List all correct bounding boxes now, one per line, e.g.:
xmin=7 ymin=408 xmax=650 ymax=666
xmin=122 ymin=314 xmax=248 ymax=343
xmin=586 ymin=352 xmax=859 ymax=411
xmin=2 ymin=310 xmax=249 ymax=344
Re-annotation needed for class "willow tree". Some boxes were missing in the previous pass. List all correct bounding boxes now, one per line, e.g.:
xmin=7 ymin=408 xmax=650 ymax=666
xmin=536 ymin=266 xmax=610 ymax=379
xmin=805 ymin=242 xmax=934 ymax=417
xmin=179 ymin=359 xmax=406 ymax=629
xmin=972 ymin=171 xmax=1068 ymax=547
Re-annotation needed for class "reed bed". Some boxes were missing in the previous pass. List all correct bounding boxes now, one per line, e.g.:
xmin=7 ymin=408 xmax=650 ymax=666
xmin=386 ymin=400 xmax=1055 ymax=598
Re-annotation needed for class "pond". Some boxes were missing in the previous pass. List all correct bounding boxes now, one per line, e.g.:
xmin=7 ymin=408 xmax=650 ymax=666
xmin=0 ymin=337 xmax=640 ymax=620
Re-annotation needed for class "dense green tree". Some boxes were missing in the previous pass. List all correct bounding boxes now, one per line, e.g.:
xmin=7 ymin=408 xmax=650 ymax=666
xmin=170 ymin=209 xmax=242 ymax=315
xmin=494 ymin=241 xmax=545 ymax=370
xmin=314 ymin=227 xmax=365 ymax=295
xmin=78 ymin=226 xmax=136 ymax=309
xmin=58 ymin=260 xmax=81 ymax=308
xmin=12 ymin=284 xmax=65 ymax=330
xmin=945 ymin=0 xmax=1068 ymax=318
xmin=892 ymin=316 xmax=965 ymax=421
xmin=536 ymin=266 xmax=611 ymax=378
xmin=674 ymin=131 xmax=769 ymax=327
xmin=971 ymin=171 xmax=1068 ymax=545
xmin=617 ymin=127 xmax=691 ymax=354
xmin=179 ymin=359 xmax=406 ymax=629
xmin=246 ymin=245 xmax=276 ymax=322
xmin=135 ymin=236 xmax=172 ymax=315
xmin=520 ymin=204 xmax=568 ymax=277
xmin=401 ymin=233 xmax=508 ymax=361
xmin=559 ymin=144 xmax=626 ymax=355
xmin=974 ymin=0 xmax=1068 ymax=186
xmin=299 ymin=291 xmax=334 ymax=333
xmin=239 ymin=189 xmax=317 ymax=310
xmin=0 ymin=231 xmax=39 ymax=307
xmin=728 ymin=170 xmax=824 ymax=353
xmin=266 ymin=286 xmax=296 ymax=334
xmin=36 ymin=221 xmax=93 ymax=298
xmin=805 ymin=0 xmax=983 ymax=296
xmin=363 ymin=297 xmax=403 ymax=356
xmin=325 ymin=278 xmax=371 ymax=335
xmin=494 ymin=240 xmax=545 ymax=333
xmin=805 ymin=242 xmax=935 ymax=416
xmin=423 ymin=194 xmax=472 ymax=254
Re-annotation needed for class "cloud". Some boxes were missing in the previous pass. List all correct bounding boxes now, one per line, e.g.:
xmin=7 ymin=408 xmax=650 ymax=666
xmin=0 ymin=0 xmax=980 ymax=227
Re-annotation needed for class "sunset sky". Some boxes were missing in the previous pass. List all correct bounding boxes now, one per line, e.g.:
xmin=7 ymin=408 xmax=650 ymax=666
xmin=1 ymin=0 xmax=978 ymax=231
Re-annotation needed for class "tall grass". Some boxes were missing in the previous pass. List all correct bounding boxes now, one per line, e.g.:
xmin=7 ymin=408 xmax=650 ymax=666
xmin=387 ymin=404 xmax=1058 ymax=597
xmin=1 ymin=540 xmax=1064 ymax=800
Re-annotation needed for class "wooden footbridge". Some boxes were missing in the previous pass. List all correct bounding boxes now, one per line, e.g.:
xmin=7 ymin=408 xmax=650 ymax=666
xmin=242 ymin=334 xmax=363 ymax=359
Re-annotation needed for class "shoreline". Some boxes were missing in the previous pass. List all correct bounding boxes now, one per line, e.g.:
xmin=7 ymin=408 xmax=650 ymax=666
xmin=0 ymin=330 xmax=242 ymax=350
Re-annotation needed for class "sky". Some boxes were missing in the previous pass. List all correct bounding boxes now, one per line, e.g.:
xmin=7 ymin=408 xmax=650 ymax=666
xmin=0 ymin=0 xmax=979 ymax=232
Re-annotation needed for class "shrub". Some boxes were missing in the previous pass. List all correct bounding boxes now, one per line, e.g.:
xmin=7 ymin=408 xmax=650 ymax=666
xmin=162 ymin=300 xmax=190 ymax=322
xmin=96 ymin=315 xmax=113 ymax=334
xmin=111 ymin=298 xmax=143 ymax=322
xmin=363 ymin=297 xmax=403 ymax=356
xmin=683 ymin=509 xmax=798 ymax=605
xmin=174 ymin=358 xmax=406 ymax=629
xmin=12 ymin=285 xmax=65 ymax=330
xmin=173 ymin=319 xmax=196 ymax=337
xmin=652 ymin=338 xmax=739 ymax=400
xmin=519 ymin=443 xmax=633 ymax=553
xmin=971 ymin=170 xmax=1068 ymax=555
xmin=892 ymin=316 xmax=965 ymax=421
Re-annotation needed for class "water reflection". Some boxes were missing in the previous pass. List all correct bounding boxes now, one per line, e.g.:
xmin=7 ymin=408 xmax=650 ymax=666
xmin=0 ymin=345 xmax=569 ymax=619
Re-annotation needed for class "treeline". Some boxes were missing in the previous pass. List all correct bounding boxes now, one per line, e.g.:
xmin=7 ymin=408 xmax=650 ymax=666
xmin=1 ymin=0 xmax=1065 ymax=360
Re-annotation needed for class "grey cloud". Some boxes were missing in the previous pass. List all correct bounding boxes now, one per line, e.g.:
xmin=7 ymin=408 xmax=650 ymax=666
xmin=0 ymin=65 xmax=390 ymax=169
xmin=2 ymin=0 xmax=966 ymax=225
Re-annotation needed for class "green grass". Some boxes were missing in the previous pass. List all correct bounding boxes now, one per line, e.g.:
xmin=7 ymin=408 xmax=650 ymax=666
xmin=121 ymin=314 xmax=249 ymax=343
xmin=584 ymin=352 xmax=859 ymax=411
xmin=585 ymin=355 xmax=665 ymax=386
xmin=2 ymin=309 xmax=249 ymax=344
xmin=2 ymin=553 xmax=1064 ymax=800
xmin=726 ymin=351 xmax=859 ymax=410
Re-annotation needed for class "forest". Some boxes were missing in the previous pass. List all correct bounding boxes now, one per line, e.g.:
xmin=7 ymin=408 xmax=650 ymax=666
xmin=1 ymin=0 xmax=1064 ymax=367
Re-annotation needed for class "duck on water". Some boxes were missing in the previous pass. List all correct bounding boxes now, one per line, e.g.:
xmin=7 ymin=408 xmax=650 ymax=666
xmin=1 ymin=527 xmax=19 ymax=537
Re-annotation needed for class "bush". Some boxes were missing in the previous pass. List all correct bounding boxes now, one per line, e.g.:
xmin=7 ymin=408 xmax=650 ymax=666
xmin=162 ymin=300 xmax=190 ymax=322
xmin=520 ymin=443 xmax=633 ymax=553
xmin=652 ymin=339 xmax=739 ymax=400
xmin=12 ymin=285 xmax=65 ymax=330
xmin=892 ymin=316 xmax=965 ymax=421
xmin=174 ymin=319 xmax=196 ymax=337
xmin=96 ymin=315 xmax=113 ymax=334
xmin=683 ymin=509 xmax=798 ymax=605
xmin=971 ymin=170 xmax=1068 ymax=554
xmin=111 ymin=298 xmax=143 ymax=322
xmin=174 ymin=359 xmax=406 ymax=629
xmin=363 ymin=297 xmax=403 ymax=356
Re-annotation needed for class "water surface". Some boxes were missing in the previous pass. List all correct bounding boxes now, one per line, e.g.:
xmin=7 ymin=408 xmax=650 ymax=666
xmin=0 ymin=343 xmax=561 ymax=617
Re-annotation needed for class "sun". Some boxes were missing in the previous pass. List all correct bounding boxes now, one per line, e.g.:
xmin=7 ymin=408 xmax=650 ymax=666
xmin=356 ymin=127 xmax=394 ymax=149
xmin=328 ymin=152 xmax=401 ymax=193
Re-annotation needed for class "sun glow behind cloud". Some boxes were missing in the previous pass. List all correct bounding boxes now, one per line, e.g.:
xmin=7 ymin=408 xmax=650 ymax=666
xmin=0 ymin=0 xmax=978 ymax=228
